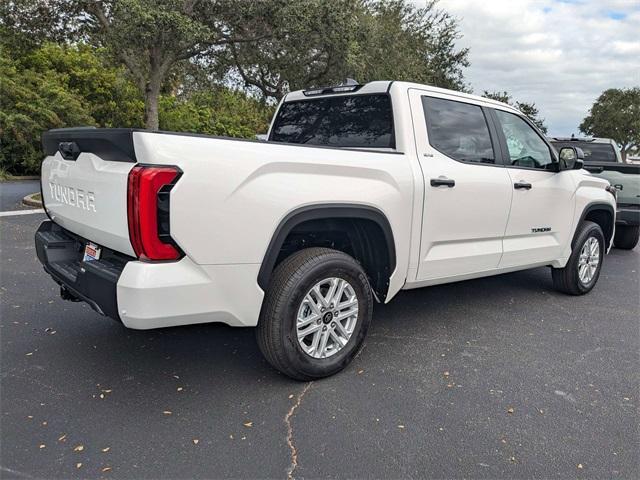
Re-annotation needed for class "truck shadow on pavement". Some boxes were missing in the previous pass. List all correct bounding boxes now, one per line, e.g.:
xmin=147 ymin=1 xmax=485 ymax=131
xmin=49 ymin=265 xmax=557 ymax=386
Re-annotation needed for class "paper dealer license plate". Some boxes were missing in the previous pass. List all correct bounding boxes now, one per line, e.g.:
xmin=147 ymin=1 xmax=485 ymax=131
xmin=83 ymin=242 xmax=102 ymax=262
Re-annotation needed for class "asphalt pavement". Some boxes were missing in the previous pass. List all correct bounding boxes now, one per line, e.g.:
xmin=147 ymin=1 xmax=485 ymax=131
xmin=1 ymin=212 xmax=638 ymax=479
xmin=0 ymin=180 xmax=41 ymax=211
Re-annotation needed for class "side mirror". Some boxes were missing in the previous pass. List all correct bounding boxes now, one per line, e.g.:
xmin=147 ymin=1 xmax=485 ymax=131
xmin=558 ymin=146 xmax=585 ymax=170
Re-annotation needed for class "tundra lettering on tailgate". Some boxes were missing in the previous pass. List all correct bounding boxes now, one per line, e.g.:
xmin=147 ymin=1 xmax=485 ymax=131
xmin=49 ymin=182 xmax=96 ymax=212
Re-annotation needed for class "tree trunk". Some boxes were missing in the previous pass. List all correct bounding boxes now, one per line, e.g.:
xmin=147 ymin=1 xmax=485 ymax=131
xmin=621 ymin=148 xmax=627 ymax=163
xmin=144 ymin=83 xmax=161 ymax=131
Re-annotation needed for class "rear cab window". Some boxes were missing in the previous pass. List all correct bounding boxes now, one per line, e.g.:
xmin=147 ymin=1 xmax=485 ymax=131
xmin=269 ymin=94 xmax=395 ymax=149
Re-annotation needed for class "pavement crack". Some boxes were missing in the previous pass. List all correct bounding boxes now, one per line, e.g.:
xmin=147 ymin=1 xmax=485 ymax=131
xmin=285 ymin=381 xmax=313 ymax=480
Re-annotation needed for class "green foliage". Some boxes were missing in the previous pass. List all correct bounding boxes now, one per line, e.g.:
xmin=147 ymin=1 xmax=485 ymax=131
xmin=160 ymin=89 xmax=274 ymax=138
xmin=483 ymin=91 xmax=548 ymax=134
xmin=4 ymin=0 xmax=471 ymax=129
xmin=352 ymin=0 xmax=469 ymax=91
xmin=580 ymin=88 xmax=640 ymax=161
xmin=0 ymin=45 xmax=96 ymax=174
xmin=22 ymin=43 xmax=145 ymax=127
xmin=227 ymin=0 xmax=470 ymax=98
xmin=0 ymin=42 xmax=272 ymax=174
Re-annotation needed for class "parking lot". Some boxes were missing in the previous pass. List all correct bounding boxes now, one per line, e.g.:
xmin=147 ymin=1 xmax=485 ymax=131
xmin=1 ymin=203 xmax=638 ymax=478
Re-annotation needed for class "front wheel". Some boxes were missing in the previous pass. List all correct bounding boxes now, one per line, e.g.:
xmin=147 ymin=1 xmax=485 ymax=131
xmin=256 ymin=248 xmax=373 ymax=381
xmin=613 ymin=225 xmax=639 ymax=250
xmin=552 ymin=220 xmax=605 ymax=295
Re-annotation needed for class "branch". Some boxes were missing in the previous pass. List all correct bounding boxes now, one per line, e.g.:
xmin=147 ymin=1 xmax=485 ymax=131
xmin=86 ymin=1 xmax=146 ymax=87
xmin=230 ymin=45 xmax=276 ymax=98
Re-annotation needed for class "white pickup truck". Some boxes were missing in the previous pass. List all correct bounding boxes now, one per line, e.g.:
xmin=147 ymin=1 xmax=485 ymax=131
xmin=37 ymin=81 xmax=617 ymax=380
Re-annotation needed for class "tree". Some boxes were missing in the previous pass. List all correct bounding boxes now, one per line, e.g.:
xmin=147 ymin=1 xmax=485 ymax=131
xmin=226 ymin=0 xmax=470 ymax=99
xmin=0 ymin=45 xmax=96 ymax=174
xmin=159 ymin=88 xmax=273 ymax=137
xmin=0 ymin=41 xmax=271 ymax=175
xmin=483 ymin=91 xmax=548 ymax=134
xmin=1 ymin=0 xmax=267 ymax=130
xmin=580 ymin=88 xmax=640 ymax=162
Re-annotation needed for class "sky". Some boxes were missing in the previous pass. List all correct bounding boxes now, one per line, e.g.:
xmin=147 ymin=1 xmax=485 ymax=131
xmin=417 ymin=0 xmax=640 ymax=135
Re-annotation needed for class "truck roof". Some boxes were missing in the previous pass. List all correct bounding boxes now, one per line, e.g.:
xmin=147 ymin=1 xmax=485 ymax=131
xmin=284 ymin=80 xmax=521 ymax=114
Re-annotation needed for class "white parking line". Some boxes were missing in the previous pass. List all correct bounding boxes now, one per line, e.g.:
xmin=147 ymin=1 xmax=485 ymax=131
xmin=0 ymin=209 xmax=45 ymax=217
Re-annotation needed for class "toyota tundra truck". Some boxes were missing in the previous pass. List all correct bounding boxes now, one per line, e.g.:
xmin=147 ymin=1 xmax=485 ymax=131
xmin=36 ymin=81 xmax=617 ymax=380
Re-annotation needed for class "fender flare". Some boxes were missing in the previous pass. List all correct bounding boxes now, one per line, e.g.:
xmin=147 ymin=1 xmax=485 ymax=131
xmin=577 ymin=202 xmax=615 ymax=248
xmin=257 ymin=204 xmax=396 ymax=291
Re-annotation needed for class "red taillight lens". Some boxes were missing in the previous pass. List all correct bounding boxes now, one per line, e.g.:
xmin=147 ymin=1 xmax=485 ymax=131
xmin=127 ymin=165 xmax=182 ymax=261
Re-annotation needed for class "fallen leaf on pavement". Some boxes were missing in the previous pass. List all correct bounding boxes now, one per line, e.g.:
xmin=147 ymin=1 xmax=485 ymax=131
xmin=102 ymin=467 xmax=112 ymax=473
xmin=102 ymin=447 xmax=110 ymax=453
xmin=163 ymin=411 xmax=172 ymax=415
xmin=73 ymin=445 xmax=84 ymax=452
xmin=76 ymin=463 xmax=82 ymax=469
xmin=577 ymin=464 xmax=583 ymax=469
xmin=58 ymin=434 xmax=67 ymax=442
xmin=39 ymin=444 xmax=46 ymax=449
xmin=507 ymin=407 xmax=514 ymax=414
xmin=193 ymin=439 xmax=199 ymax=445
xmin=243 ymin=421 xmax=253 ymax=428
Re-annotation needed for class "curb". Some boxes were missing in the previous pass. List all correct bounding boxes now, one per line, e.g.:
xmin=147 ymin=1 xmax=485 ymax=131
xmin=22 ymin=193 xmax=43 ymax=208
xmin=0 ymin=175 xmax=41 ymax=182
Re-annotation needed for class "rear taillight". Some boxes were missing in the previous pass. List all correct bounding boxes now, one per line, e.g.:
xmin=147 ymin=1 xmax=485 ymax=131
xmin=127 ymin=165 xmax=182 ymax=261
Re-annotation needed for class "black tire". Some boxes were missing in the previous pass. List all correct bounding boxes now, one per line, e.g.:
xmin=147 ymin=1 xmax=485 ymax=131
xmin=613 ymin=225 xmax=639 ymax=250
xmin=552 ymin=220 xmax=605 ymax=295
xmin=256 ymin=247 xmax=373 ymax=381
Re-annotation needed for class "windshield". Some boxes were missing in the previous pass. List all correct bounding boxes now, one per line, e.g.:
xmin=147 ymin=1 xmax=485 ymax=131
xmin=551 ymin=141 xmax=617 ymax=162
xmin=269 ymin=94 xmax=394 ymax=148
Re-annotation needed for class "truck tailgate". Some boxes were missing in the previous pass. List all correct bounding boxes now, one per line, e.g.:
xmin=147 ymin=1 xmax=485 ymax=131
xmin=41 ymin=129 xmax=137 ymax=256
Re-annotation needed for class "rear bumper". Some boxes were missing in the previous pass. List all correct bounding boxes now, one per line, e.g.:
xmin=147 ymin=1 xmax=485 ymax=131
xmin=616 ymin=205 xmax=640 ymax=226
xmin=35 ymin=221 xmax=264 ymax=329
xmin=35 ymin=220 xmax=128 ymax=321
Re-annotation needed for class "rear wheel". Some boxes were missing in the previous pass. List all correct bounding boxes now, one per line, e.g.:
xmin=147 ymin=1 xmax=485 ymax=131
xmin=256 ymin=248 xmax=373 ymax=381
xmin=552 ymin=221 xmax=605 ymax=295
xmin=613 ymin=225 xmax=639 ymax=250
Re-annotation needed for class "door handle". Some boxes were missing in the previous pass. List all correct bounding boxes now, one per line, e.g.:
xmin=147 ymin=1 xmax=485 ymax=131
xmin=430 ymin=178 xmax=455 ymax=188
xmin=514 ymin=182 xmax=532 ymax=190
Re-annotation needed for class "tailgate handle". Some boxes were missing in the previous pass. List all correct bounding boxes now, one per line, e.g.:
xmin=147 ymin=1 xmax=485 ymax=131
xmin=58 ymin=142 xmax=81 ymax=161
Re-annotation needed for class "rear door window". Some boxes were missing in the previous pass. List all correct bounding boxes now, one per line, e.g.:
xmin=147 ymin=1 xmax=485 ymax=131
xmin=422 ymin=96 xmax=496 ymax=164
xmin=269 ymin=94 xmax=394 ymax=148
